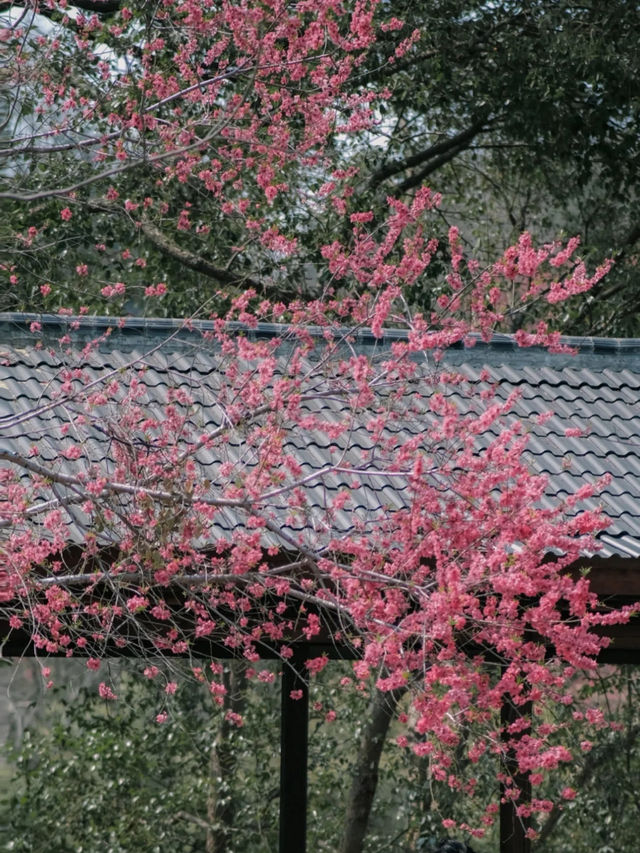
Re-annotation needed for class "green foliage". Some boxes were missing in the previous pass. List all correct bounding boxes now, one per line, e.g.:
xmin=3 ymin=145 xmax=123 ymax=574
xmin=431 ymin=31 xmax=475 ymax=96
xmin=0 ymin=663 xmax=413 ymax=852
xmin=353 ymin=0 xmax=640 ymax=333
xmin=533 ymin=666 xmax=640 ymax=853
xmin=0 ymin=666 xmax=278 ymax=853
xmin=3 ymin=662 xmax=640 ymax=852
xmin=3 ymin=1 xmax=639 ymax=331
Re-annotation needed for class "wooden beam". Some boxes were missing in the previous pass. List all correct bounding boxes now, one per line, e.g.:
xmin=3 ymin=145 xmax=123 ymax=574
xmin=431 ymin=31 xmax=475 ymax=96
xmin=570 ymin=556 xmax=640 ymax=597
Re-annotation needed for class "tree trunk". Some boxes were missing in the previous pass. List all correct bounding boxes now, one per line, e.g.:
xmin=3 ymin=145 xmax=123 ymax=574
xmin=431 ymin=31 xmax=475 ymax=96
xmin=206 ymin=661 xmax=247 ymax=853
xmin=500 ymin=699 xmax=532 ymax=853
xmin=339 ymin=685 xmax=407 ymax=853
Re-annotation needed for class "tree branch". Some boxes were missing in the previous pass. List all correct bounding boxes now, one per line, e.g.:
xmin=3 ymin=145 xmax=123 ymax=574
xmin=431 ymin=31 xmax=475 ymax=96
xmin=0 ymin=99 xmax=241 ymax=201
xmin=393 ymin=141 xmax=471 ymax=195
xmin=207 ymin=661 xmax=247 ymax=853
xmin=0 ymin=0 xmax=121 ymax=15
xmin=369 ymin=113 xmax=491 ymax=189
xmin=138 ymin=218 xmax=263 ymax=291
xmin=568 ymin=222 xmax=640 ymax=333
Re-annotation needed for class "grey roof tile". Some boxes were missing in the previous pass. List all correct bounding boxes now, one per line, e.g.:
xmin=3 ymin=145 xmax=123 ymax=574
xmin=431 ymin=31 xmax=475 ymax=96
xmin=3 ymin=315 xmax=640 ymax=561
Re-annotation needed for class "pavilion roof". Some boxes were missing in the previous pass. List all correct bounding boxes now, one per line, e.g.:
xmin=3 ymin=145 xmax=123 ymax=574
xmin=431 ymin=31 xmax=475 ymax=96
xmin=2 ymin=313 xmax=640 ymax=561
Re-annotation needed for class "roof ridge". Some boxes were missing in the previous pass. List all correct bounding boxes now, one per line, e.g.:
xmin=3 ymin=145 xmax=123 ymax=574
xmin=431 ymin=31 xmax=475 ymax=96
xmin=2 ymin=312 xmax=640 ymax=356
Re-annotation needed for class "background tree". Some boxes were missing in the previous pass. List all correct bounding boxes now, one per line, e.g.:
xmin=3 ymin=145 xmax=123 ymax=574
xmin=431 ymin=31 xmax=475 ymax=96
xmin=2 ymin=0 xmax=639 ymax=331
xmin=344 ymin=0 xmax=640 ymax=334
xmin=4 ymin=662 xmax=640 ymax=852
xmin=2 ymin=664 xmax=282 ymax=853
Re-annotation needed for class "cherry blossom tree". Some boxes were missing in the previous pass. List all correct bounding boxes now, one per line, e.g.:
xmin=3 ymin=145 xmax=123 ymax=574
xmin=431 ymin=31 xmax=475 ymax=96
xmin=0 ymin=0 xmax=634 ymax=845
xmin=0 ymin=0 xmax=395 ymax=312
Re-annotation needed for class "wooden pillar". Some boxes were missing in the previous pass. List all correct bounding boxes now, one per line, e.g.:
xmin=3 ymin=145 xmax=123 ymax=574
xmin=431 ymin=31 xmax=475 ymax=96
xmin=279 ymin=651 xmax=309 ymax=853
xmin=500 ymin=699 xmax=531 ymax=853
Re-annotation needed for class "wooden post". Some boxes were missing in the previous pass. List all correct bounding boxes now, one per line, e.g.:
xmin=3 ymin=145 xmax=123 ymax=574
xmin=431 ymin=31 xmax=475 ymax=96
xmin=500 ymin=699 xmax=531 ymax=853
xmin=279 ymin=651 xmax=309 ymax=853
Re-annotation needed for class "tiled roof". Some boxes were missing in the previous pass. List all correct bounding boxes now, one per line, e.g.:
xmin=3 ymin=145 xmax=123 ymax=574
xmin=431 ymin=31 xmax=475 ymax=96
xmin=1 ymin=314 xmax=640 ymax=560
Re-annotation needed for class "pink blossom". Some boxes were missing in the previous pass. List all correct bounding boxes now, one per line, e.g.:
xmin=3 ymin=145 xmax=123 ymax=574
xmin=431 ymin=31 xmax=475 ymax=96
xmin=177 ymin=209 xmax=191 ymax=231
xmin=101 ymin=282 xmax=126 ymax=299
xmin=145 ymin=282 xmax=168 ymax=297
xmin=257 ymin=670 xmax=275 ymax=683
xmin=306 ymin=655 xmax=329 ymax=675
xmin=98 ymin=682 xmax=117 ymax=701
xmin=585 ymin=708 xmax=606 ymax=726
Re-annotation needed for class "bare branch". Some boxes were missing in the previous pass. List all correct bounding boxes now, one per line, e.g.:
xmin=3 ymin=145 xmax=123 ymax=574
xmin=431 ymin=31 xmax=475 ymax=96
xmin=369 ymin=112 xmax=492 ymax=189
xmin=138 ymin=219 xmax=263 ymax=291
xmin=0 ymin=0 xmax=121 ymax=13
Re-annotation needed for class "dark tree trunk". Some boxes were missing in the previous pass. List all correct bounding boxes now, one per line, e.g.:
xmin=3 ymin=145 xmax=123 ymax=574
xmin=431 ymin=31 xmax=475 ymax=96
xmin=207 ymin=661 xmax=247 ymax=853
xmin=500 ymin=699 xmax=532 ymax=853
xmin=339 ymin=685 xmax=407 ymax=853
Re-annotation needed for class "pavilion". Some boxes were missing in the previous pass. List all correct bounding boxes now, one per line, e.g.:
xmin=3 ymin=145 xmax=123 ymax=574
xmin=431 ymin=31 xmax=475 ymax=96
xmin=1 ymin=313 xmax=639 ymax=853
